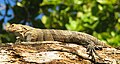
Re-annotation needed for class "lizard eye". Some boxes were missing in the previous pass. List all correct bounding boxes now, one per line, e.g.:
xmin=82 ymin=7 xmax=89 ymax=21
xmin=10 ymin=24 xmax=15 ymax=27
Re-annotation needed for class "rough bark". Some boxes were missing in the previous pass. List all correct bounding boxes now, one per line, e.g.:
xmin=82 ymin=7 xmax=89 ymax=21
xmin=0 ymin=41 xmax=120 ymax=64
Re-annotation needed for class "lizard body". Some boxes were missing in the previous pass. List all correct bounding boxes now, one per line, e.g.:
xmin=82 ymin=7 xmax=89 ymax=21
xmin=6 ymin=24 xmax=109 ymax=47
xmin=6 ymin=24 xmax=111 ymax=61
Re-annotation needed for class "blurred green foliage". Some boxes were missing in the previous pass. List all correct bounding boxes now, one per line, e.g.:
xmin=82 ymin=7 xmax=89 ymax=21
xmin=0 ymin=0 xmax=120 ymax=47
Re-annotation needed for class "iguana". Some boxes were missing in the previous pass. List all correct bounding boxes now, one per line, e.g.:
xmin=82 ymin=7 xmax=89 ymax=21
xmin=5 ymin=24 xmax=111 ymax=61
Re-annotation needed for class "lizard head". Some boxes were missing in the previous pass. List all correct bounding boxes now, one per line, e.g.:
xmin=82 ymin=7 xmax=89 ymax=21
xmin=6 ymin=24 xmax=25 ymax=33
xmin=5 ymin=24 xmax=35 ymax=41
xmin=5 ymin=23 xmax=34 ymax=34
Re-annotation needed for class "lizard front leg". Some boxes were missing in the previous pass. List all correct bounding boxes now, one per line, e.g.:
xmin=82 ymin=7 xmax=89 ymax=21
xmin=15 ymin=32 xmax=25 ymax=43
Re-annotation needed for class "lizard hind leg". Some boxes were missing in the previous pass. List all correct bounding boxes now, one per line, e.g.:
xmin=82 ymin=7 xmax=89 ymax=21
xmin=87 ymin=43 xmax=102 ymax=62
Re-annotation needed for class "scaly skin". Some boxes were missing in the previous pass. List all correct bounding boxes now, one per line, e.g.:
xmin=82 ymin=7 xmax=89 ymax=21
xmin=6 ymin=24 xmax=111 ymax=62
xmin=6 ymin=24 xmax=110 ymax=47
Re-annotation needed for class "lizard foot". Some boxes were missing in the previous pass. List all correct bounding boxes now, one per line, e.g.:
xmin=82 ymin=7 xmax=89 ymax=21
xmin=15 ymin=37 xmax=21 ymax=44
xmin=87 ymin=44 xmax=102 ymax=62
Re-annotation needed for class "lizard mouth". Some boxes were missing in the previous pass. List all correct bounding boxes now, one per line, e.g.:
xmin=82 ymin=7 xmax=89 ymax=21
xmin=11 ymin=29 xmax=16 ymax=32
